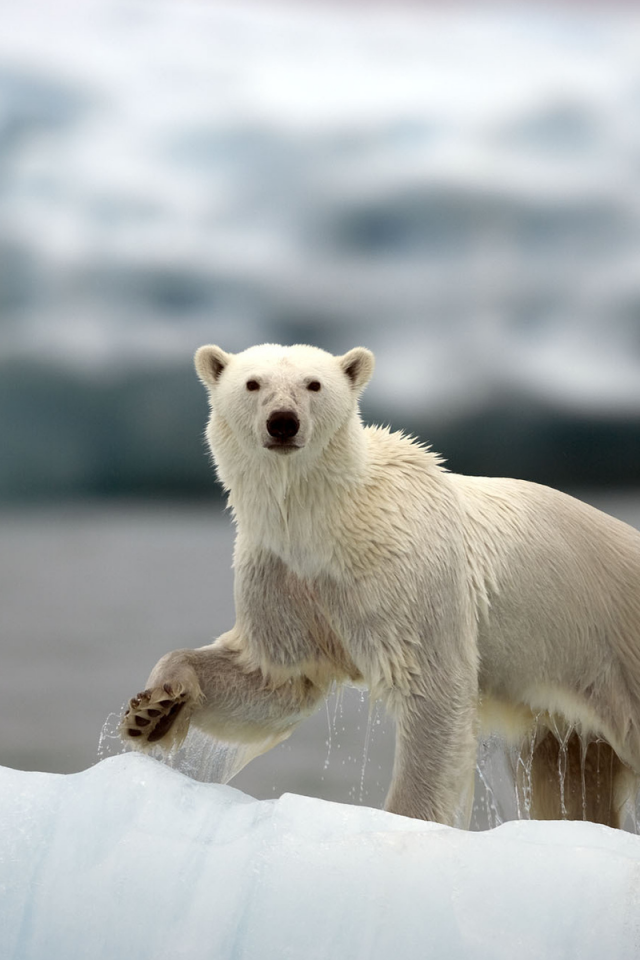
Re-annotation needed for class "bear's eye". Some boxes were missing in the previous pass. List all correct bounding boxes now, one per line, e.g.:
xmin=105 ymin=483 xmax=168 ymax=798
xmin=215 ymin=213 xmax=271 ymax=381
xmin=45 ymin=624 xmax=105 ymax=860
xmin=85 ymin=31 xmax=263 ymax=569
xmin=307 ymin=381 xmax=321 ymax=392
xmin=246 ymin=380 xmax=260 ymax=392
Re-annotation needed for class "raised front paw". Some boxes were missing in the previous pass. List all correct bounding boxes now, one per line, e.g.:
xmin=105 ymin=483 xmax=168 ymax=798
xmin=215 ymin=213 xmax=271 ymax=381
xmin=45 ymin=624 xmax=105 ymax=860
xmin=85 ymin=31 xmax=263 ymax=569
xmin=121 ymin=682 xmax=192 ymax=749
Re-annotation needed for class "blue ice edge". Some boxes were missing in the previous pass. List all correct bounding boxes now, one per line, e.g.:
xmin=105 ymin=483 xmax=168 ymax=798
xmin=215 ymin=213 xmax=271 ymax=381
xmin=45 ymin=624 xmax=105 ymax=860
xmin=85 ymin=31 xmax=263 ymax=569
xmin=1 ymin=753 xmax=639 ymax=960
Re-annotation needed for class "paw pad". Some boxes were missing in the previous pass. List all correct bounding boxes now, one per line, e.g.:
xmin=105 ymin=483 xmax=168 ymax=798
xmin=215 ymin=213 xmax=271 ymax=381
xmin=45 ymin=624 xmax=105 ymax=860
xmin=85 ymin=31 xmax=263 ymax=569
xmin=120 ymin=684 xmax=190 ymax=746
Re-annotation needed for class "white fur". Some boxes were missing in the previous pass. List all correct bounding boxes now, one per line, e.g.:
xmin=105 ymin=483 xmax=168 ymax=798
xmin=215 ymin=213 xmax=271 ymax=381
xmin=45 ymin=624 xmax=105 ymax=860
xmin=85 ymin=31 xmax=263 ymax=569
xmin=124 ymin=343 xmax=640 ymax=826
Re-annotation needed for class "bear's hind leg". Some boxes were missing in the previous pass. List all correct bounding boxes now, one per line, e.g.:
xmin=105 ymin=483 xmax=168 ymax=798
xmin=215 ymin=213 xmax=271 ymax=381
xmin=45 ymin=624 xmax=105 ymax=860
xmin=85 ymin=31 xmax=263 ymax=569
xmin=526 ymin=730 xmax=633 ymax=828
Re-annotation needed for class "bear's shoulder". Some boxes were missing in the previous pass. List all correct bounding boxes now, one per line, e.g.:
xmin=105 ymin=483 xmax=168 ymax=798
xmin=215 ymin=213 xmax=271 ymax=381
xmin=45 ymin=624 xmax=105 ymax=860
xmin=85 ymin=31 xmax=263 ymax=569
xmin=364 ymin=424 xmax=446 ymax=476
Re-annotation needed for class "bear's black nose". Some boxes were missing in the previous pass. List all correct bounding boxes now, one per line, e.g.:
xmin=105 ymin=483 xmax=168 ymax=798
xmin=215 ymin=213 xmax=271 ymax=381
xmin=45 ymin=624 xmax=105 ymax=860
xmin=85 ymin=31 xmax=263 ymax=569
xmin=267 ymin=410 xmax=300 ymax=440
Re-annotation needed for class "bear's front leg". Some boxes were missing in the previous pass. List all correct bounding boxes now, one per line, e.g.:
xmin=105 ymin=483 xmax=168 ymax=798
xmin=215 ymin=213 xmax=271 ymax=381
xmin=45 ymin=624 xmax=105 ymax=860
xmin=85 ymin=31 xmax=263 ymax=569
xmin=120 ymin=630 xmax=328 ymax=752
xmin=385 ymin=674 xmax=478 ymax=826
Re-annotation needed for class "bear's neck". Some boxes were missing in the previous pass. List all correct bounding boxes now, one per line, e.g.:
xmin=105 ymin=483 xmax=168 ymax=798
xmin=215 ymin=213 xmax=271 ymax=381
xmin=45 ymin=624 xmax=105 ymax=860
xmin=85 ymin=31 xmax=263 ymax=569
xmin=212 ymin=417 xmax=369 ymax=577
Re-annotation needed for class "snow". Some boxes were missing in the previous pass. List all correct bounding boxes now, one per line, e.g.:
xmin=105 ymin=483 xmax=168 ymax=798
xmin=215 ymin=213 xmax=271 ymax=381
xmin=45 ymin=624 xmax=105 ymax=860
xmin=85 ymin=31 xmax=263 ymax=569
xmin=2 ymin=753 xmax=640 ymax=959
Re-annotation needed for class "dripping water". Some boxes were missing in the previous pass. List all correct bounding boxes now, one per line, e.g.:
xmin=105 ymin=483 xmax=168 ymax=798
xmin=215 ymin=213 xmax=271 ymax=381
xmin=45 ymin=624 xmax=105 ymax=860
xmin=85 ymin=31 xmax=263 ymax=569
xmin=475 ymin=737 xmax=505 ymax=829
xmin=101 ymin=700 xmax=639 ymax=831
xmin=98 ymin=707 xmax=266 ymax=785
xmin=580 ymin=735 xmax=588 ymax=821
xmin=333 ymin=684 xmax=344 ymax=731
xmin=513 ymin=714 xmax=541 ymax=821
xmin=321 ymin=684 xmax=337 ymax=780
xmin=163 ymin=727 xmax=260 ymax=784
xmin=97 ymin=707 xmax=128 ymax=762
xmin=548 ymin=716 xmax=572 ymax=819
xmin=358 ymin=698 xmax=375 ymax=803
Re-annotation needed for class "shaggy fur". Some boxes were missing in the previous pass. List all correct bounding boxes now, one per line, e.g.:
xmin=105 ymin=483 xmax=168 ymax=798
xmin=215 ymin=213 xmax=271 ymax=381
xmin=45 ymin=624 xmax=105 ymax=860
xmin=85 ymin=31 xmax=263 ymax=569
xmin=121 ymin=343 xmax=640 ymax=827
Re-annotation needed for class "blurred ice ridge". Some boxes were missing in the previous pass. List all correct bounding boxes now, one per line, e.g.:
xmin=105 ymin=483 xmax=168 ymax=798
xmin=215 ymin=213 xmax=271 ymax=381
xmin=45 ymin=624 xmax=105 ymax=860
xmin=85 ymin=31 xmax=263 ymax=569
xmin=2 ymin=753 xmax=640 ymax=959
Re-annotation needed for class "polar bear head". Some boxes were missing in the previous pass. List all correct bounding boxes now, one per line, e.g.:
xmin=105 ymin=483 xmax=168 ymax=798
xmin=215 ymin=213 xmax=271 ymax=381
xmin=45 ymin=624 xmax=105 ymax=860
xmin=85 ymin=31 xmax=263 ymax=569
xmin=194 ymin=343 xmax=374 ymax=465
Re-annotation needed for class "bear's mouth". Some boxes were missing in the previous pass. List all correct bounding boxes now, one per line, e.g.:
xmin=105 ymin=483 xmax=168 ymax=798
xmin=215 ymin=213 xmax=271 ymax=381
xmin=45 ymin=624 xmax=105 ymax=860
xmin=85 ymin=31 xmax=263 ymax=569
xmin=264 ymin=441 xmax=302 ymax=454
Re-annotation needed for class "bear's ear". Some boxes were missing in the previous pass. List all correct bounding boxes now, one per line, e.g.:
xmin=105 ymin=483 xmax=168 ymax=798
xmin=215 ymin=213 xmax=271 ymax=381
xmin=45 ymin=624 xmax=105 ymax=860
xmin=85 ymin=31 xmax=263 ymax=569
xmin=194 ymin=345 xmax=232 ymax=386
xmin=339 ymin=347 xmax=375 ymax=393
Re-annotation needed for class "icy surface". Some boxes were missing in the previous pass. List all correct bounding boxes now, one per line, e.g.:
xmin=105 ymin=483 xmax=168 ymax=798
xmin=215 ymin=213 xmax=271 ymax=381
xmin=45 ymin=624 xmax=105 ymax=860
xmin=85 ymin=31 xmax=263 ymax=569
xmin=2 ymin=754 xmax=640 ymax=959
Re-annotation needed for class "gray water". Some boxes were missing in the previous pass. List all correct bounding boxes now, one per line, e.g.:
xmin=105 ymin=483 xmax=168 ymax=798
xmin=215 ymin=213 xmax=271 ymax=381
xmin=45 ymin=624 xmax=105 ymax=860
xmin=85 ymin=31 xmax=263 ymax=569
xmin=2 ymin=492 xmax=640 ymax=817
xmin=0 ymin=500 xmax=395 ymax=808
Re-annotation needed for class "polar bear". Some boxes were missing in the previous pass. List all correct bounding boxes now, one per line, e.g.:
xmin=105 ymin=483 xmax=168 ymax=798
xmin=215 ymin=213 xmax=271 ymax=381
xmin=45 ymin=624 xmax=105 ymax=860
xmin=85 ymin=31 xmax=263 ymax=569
xmin=121 ymin=343 xmax=640 ymax=827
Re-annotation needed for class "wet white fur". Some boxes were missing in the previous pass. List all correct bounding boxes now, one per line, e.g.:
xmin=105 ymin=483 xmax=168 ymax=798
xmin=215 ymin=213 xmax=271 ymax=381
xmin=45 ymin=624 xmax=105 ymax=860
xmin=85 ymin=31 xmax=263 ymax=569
xmin=141 ymin=343 xmax=640 ymax=826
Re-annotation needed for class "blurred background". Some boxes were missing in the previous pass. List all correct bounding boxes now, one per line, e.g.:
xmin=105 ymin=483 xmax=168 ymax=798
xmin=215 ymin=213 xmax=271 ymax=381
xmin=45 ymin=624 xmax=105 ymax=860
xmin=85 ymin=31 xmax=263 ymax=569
xmin=2 ymin=0 xmax=640 ymax=825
